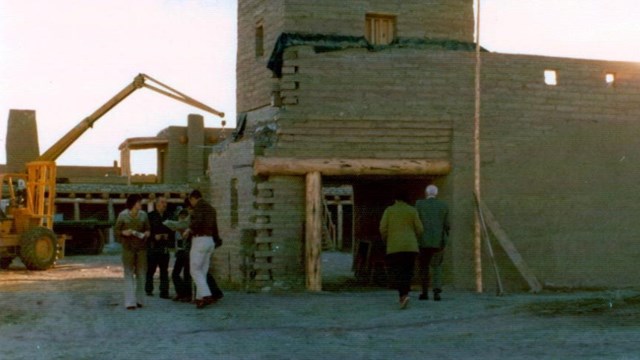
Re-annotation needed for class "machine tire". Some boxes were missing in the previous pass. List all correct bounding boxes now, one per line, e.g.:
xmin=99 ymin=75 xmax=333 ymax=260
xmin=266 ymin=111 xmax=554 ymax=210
xmin=86 ymin=229 xmax=106 ymax=255
xmin=70 ymin=229 xmax=106 ymax=255
xmin=19 ymin=227 xmax=58 ymax=270
xmin=0 ymin=257 xmax=13 ymax=269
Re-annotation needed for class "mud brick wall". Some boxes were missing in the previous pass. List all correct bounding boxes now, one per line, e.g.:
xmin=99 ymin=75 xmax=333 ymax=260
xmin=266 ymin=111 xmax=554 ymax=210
xmin=237 ymin=0 xmax=474 ymax=113
xmin=272 ymin=45 xmax=476 ymax=289
xmin=252 ymin=176 xmax=305 ymax=287
xmin=210 ymin=139 xmax=305 ymax=288
xmin=283 ymin=0 xmax=473 ymax=42
xmin=237 ymin=0 xmax=286 ymax=112
xmin=209 ymin=140 xmax=257 ymax=285
xmin=476 ymin=53 xmax=640 ymax=290
xmin=269 ymin=46 xmax=466 ymax=160
xmin=268 ymin=44 xmax=640 ymax=291
xmin=234 ymin=0 xmax=640 ymax=291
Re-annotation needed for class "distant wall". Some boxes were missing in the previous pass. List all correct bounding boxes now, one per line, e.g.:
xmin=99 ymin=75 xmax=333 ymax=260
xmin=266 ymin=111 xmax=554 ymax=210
xmin=6 ymin=109 xmax=39 ymax=172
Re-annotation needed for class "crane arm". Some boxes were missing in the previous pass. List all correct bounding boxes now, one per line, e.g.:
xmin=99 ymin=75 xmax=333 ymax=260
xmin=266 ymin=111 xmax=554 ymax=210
xmin=36 ymin=73 xmax=224 ymax=162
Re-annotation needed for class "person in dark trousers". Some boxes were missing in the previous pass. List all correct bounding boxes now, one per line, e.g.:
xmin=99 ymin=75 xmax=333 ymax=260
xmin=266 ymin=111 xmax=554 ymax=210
xmin=115 ymin=194 xmax=150 ymax=310
xmin=415 ymin=185 xmax=450 ymax=301
xmin=379 ymin=190 xmax=423 ymax=309
xmin=145 ymin=195 xmax=172 ymax=299
xmin=182 ymin=190 xmax=223 ymax=309
xmin=169 ymin=208 xmax=193 ymax=302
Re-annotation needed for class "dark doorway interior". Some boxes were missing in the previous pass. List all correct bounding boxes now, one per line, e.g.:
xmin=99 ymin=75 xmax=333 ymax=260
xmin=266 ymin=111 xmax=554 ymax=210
xmin=321 ymin=176 xmax=433 ymax=289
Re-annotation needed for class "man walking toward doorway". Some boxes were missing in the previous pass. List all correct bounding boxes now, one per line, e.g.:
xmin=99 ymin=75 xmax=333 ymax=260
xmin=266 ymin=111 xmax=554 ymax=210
xmin=415 ymin=185 xmax=450 ymax=301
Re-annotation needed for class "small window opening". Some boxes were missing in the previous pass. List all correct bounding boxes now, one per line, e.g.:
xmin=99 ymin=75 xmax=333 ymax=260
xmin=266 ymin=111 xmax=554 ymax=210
xmin=605 ymin=73 xmax=616 ymax=86
xmin=230 ymin=178 xmax=238 ymax=228
xmin=255 ymin=24 xmax=264 ymax=57
xmin=544 ymin=70 xmax=557 ymax=86
xmin=365 ymin=13 xmax=396 ymax=45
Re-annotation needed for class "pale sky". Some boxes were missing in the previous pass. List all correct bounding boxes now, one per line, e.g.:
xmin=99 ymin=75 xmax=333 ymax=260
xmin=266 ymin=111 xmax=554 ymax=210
xmin=1 ymin=0 xmax=639 ymax=174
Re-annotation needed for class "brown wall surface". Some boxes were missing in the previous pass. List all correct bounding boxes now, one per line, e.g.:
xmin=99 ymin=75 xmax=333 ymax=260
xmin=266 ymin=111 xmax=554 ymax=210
xmin=232 ymin=0 xmax=640 ymax=291
xmin=237 ymin=0 xmax=286 ymax=112
xmin=477 ymin=53 xmax=640 ymax=290
xmin=283 ymin=0 xmax=473 ymax=42
xmin=265 ymin=46 xmax=640 ymax=291
xmin=269 ymin=46 xmax=471 ymax=160
xmin=237 ymin=0 xmax=474 ymax=113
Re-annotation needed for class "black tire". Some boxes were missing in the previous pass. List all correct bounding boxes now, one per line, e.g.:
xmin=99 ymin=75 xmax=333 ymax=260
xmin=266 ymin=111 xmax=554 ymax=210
xmin=87 ymin=229 xmax=106 ymax=255
xmin=0 ymin=257 xmax=13 ymax=269
xmin=69 ymin=229 xmax=105 ymax=255
xmin=19 ymin=227 xmax=58 ymax=270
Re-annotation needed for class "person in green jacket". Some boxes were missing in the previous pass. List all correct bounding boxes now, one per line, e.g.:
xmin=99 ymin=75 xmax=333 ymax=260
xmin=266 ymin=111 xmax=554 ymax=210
xmin=415 ymin=185 xmax=450 ymax=301
xmin=379 ymin=190 xmax=423 ymax=309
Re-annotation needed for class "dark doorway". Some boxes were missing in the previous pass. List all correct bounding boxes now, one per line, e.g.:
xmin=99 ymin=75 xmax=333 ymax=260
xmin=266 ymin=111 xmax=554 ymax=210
xmin=321 ymin=176 xmax=433 ymax=290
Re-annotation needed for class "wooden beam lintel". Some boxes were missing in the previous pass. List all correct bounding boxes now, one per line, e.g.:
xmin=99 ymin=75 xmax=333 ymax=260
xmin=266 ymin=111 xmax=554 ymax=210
xmin=254 ymin=157 xmax=451 ymax=176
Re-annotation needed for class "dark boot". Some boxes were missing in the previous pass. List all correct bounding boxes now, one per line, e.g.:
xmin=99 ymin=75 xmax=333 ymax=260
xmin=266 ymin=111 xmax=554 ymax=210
xmin=433 ymin=288 xmax=442 ymax=301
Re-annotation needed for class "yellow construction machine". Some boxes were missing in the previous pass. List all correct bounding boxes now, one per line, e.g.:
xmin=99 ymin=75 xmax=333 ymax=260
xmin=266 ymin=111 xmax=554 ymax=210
xmin=0 ymin=74 xmax=224 ymax=270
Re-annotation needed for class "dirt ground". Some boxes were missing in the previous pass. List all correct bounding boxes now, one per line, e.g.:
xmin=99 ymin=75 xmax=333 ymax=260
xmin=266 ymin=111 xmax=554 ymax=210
xmin=1 ymin=249 xmax=639 ymax=360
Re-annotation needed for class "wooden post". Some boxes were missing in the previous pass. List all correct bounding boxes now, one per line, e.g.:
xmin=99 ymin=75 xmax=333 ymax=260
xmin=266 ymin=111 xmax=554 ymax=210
xmin=107 ymin=199 xmax=115 ymax=245
xmin=120 ymin=147 xmax=131 ymax=177
xmin=337 ymin=201 xmax=344 ymax=251
xmin=305 ymin=171 xmax=322 ymax=291
xmin=73 ymin=200 xmax=81 ymax=221
xmin=473 ymin=0 xmax=483 ymax=293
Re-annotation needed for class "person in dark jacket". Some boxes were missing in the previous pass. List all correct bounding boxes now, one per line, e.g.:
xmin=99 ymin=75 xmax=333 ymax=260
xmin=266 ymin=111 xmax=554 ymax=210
xmin=182 ymin=190 xmax=222 ymax=309
xmin=145 ymin=195 xmax=172 ymax=299
xmin=415 ymin=185 xmax=450 ymax=301
xmin=166 ymin=199 xmax=224 ymax=304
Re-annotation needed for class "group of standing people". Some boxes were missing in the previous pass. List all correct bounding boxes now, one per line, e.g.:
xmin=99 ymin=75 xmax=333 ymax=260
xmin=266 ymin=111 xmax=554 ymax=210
xmin=379 ymin=185 xmax=449 ymax=309
xmin=114 ymin=190 xmax=223 ymax=310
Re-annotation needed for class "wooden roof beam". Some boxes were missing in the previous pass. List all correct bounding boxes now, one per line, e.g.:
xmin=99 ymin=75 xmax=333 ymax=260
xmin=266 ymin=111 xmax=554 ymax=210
xmin=253 ymin=157 xmax=451 ymax=176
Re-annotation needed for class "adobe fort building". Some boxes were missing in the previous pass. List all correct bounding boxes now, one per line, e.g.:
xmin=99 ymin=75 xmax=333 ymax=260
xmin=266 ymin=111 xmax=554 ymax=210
xmin=207 ymin=0 xmax=640 ymax=293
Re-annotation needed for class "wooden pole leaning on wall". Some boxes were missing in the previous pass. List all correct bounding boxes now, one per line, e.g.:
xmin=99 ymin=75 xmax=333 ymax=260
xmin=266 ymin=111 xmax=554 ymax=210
xmin=305 ymin=171 xmax=323 ymax=291
xmin=474 ymin=192 xmax=504 ymax=296
xmin=477 ymin=198 xmax=542 ymax=294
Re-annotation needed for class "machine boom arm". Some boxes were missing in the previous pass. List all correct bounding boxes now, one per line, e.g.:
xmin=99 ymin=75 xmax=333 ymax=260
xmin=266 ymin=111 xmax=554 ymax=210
xmin=37 ymin=73 xmax=224 ymax=162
